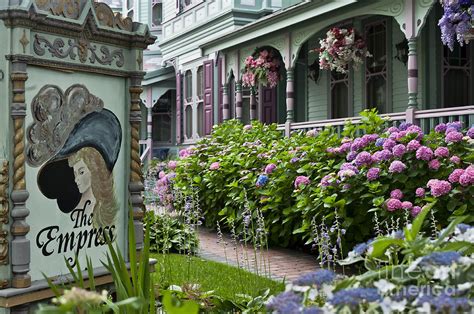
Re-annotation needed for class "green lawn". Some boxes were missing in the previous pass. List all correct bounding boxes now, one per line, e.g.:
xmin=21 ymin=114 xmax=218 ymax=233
xmin=151 ymin=253 xmax=284 ymax=301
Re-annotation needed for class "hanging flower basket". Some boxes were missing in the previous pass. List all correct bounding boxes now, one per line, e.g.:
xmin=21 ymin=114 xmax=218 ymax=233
xmin=242 ymin=49 xmax=281 ymax=88
xmin=439 ymin=0 xmax=473 ymax=50
xmin=315 ymin=27 xmax=371 ymax=74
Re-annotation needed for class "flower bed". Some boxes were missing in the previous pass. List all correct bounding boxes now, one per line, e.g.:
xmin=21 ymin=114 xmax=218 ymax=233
xmin=163 ymin=111 xmax=474 ymax=256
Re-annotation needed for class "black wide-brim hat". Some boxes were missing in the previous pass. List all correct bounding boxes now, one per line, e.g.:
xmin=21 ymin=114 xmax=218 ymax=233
xmin=37 ymin=109 xmax=122 ymax=213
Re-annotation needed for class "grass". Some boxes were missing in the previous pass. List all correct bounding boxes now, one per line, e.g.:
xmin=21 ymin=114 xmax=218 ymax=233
xmin=151 ymin=253 xmax=284 ymax=301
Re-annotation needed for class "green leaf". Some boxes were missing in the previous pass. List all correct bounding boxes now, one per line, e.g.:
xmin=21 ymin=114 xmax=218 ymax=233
xmin=369 ymin=237 xmax=404 ymax=259
xmin=407 ymin=201 xmax=436 ymax=241
xmin=161 ymin=291 xmax=199 ymax=314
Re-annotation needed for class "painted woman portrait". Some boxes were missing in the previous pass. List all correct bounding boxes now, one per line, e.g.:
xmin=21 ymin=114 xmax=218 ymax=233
xmin=35 ymin=108 xmax=122 ymax=229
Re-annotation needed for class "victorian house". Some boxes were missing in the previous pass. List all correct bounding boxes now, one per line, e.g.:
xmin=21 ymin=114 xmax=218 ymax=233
xmin=121 ymin=0 xmax=474 ymax=160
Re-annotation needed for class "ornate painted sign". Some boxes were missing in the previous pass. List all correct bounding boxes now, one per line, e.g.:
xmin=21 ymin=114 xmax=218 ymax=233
xmin=26 ymin=85 xmax=122 ymax=267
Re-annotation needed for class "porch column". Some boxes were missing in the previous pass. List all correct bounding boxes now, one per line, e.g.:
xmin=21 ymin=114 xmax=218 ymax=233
xmin=222 ymin=83 xmax=230 ymax=120
xmin=406 ymin=38 xmax=418 ymax=124
xmin=235 ymin=81 xmax=243 ymax=121
xmin=286 ymin=68 xmax=295 ymax=123
xmin=146 ymin=106 xmax=153 ymax=162
xmin=249 ymin=89 xmax=257 ymax=120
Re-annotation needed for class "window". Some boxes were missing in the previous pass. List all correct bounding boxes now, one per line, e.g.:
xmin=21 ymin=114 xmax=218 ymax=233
xmin=152 ymin=91 xmax=172 ymax=143
xmin=196 ymin=66 xmax=204 ymax=136
xmin=197 ymin=66 xmax=203 ymax=100
xmin=242 ymin=87 xmax=257 ymax=124
xmin=184 ymin=70 xmax=192 ymax=102
xmin=365 ymin=21 xmax=388 ymax=113
xmin=442 ymin=45 xmax=472 ymax=107
xmin=330 ymin=71 xmax=350 ymax=119
xmin=151 ymin=0 xmax=162 ymax=27
xmin=185 ymin=106 xmax=193 ymax=139
xmin=126 ymin=0 xmax=134 ymax=18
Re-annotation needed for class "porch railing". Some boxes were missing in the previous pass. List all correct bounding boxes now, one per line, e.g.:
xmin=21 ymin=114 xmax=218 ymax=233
xmin=139 ymin=140 xmax=151 ymax=167
xmin=277 ymin=106 xmax=474 ymax=136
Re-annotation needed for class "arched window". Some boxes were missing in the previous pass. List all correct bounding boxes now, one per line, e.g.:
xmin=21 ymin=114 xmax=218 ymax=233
xmin=151 ymin=0 xmax=162 ymax=27
xmin=184 ymin=70 xmax=193 ymax=140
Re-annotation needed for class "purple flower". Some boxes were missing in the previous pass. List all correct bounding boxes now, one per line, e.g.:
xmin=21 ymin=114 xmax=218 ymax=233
xmin=449 ymin=169 xmax=464 ymax=183
xmin=264 ymin=163 xmax=276 ymax=174
xmin=407 ymin=140 xmax=421 ymax=151
xmin=390 ymin=189 xmax=404 ymax=199
xmin=386 ymin=198 xmax=402 ymax=211
xmin=338 ymin=142 xmax=351 ymax=153
xmin=159 ymin=171 xmax=166 ymax=179
xmin=450 ymin=155 xmax=461 ymax=164
xmin=266 ymin=291 xmax=302 ymax=313
xmin=372 ymin=150 xmax=392 ymax=162
xmin=467 ymin=127 xmax=474 ymax=139
xmin=338 ymin=169 xmax=356 ymax=180
xmin=346 ymin=151 xmax=358 ymax=161
xmin=375 ymin=138 xmax=386 ymax=147
xmin=387 ymin=126 xmax=399 ymax=134
xmin=435 ymin=123 xmax=447 ymax=133
xmin=398 ymin=122 xmax=412 ymax=131
xmin=427 ymin=179 xmax=452 ymax=197
xmin=406 ymin=125 xmax=423 ymax=138
xmin=382 ymin=139 xmax=396 ymax=150
xmin=329 ymin=288 xmax=381 ymax=309
xmin=389 ymin=160 xmax=407 ymax=173
xmin=395 ymin=131 xmax=407 ymax=141
xmin=351 ymin=137 xmax=369 ymax=151
xmin=428 ymin=159 xmax=441 ymax=170
xmin=416 ymin=146 xmax=434 ymax=161
xmin=290 ymin=157 xmax=300 ymax=163
xmin=411 ymin=206 xmax=422 ymax=217
xmin=294 ymin=176 xmax=310 ymax=189
xmin=415 ymin=188 xmax=425 ymax=197
xmin=210 ymin=162 xmax=220 ymax=170
xmin=445 ymin=131 xmax=463 ymax=143
xmin=458 ymin=166 xmax=473 ymax=186
xmin=168 ymin=160 xmax=177 ymax=170
xmin=401 ymin=201 xmax=413 ymax=210
xmin=434 ymin=147 xmax=450 ymax=158
xmin=367 ymin=168 xmax=380 ymax=181
xmin=341 ymin=163 xmax=359 ymax=173
xmin=293 ymin=269 xmax=336 ymax=287
xmin=354 ymin=151 xmax=372 ymax=166
xmin=392 ymin=144 xmax=406 ymax=158
xmin=320 ymin=174 xmax=335 ymax=187
xmin=446 ymin=121 xmax=462 ymax=132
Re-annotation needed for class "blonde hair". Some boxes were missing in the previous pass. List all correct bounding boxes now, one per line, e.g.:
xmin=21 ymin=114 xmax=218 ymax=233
xmin=68 ymin=147 xmax=118 ymax=228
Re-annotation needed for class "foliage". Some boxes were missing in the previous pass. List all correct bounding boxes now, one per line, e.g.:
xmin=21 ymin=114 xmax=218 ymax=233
xmin=152 ymin=253 xmax=284 ymax=311
xmin=145 ymin=211 xmax=199 ymax=253
xmin=168 ymin=112 xmax=473 ymax=256
xmin=268 ymin=213 xmax=474 ymax=313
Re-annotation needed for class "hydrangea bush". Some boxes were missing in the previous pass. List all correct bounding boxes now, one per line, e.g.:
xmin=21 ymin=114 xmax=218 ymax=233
xmin=167 ymin=111 xmax=474 ymax=253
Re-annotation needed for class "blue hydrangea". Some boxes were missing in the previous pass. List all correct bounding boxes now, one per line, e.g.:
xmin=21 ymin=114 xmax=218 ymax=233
xmin=329 ymin=288 xmax=381 ymax=309
xmin=420 ymin=251 xmax=461 ymax=266
xmin=293 ymin=269 xmax=336 ymax=287
xmin=256 ymin=174 xmax=269 ymax=187
xmin=455 ymin=223 xmax=472 ymax=234
xmin=375 ymin=138 xmax=386 ymax=147
xmin=391 ymin=285 xmax=435 ymax=302
xmin=302 ymin=307 xmax=323 ymax=314
xmin=416 ymin=293 xmax=472 ymax=314
xmin=267 ymin=291 xmax=302 ymax=313
xmin=351 ymin=238 xmax=374 ymax=256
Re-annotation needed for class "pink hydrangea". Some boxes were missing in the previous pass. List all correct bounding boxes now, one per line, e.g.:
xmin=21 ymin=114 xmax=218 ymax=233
xmin=402 ymin=201 xmax=413 ymax=210
xmin=411 ymin=206 xmax=422 ymax=217
xmin=306 ymin=129 xmax=318 ymax=137
xmin=428 ymin=159 xmax=441 ymax=170
xmin=445 ymin=131 xmax=463 ymax=143
xmin=406 ymin=125 xmax=423 ymax=139
xmin=338 ymin=142 xmax=352 ymax=153
xmin=386 ymin=198 xmax=402 ymax=212
xmin=392 ymin=144 xmax=406 ymax=158
xmin=448 ymin=169 xmax=464 ymax=183
xmin=459 ymin=165 xmax=474 ymax=186
xmin=387 ymin=126 xmax=399 ymax=134
xmin=366 ymin=168 xmax=381 ymax=181
xmin=383 ymin=139 xmax=397 ymax=150
xmin=390 ymin=189 xmax=403 ymax=200
xmin=434 ymin=147 xmax=449 ymax=158
xmin=264 ymin=163 xmax=276 ymax=174
xmin=434 ymin=123 xmax=447 ymax=133
xmin=407 ymin=140 xmax=421 ymax=151
xmin=372 ymin=150 xmax=392 ymax=162
xmin=338 ymin=169 xmax=356 ymax=180
xmin=243 ymin=124 xmax=252 ymax=130
xmin=320 ymin=174 xmax=334 ymax=187
xmin=210 ymin=162 xmax=220 ymax=170
xmin=168 ymin=160 xmax=177 ymax=170
xmin=389 ymin=160 xmax=407 ymax=173
xmin=354 ymin=151 xmax=372 ymax=166
xmin=467 ymin=127 xmax=474 ymax=139
xmin=415 ymin=188 xmax=425 ymax=197
xmin=416 ymin=146 xmax=434 ymax=161
xmin=294 ymin=176 xmax=310 ymax=189
xmin=427 ymin=179 xmax=452 ymax=197
xmin=159 ymin=171 xmax=166 ymax=179
xmin=450 ymin=156 xmax=461 ymax=164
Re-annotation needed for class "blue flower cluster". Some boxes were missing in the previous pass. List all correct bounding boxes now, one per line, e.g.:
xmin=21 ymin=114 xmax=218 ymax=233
xmin=293 ymin=269 xmax=336 ymax=287
xmin=256 ymin=174 xmax=269 ymax=187
xmin=329 ymin=288 xmax=381 ymax=309
xmin=351 ymin=238 xmax=374 ymax=256
xmin=456 ymin=223 xmax=472 ymax=234
xmin=266 ymin=291 xmax=302 ymax=314
xmin=420 ymin=251 xmax=461 ymax=266
xmin=416 ymin=293 xmax=472 ymax=314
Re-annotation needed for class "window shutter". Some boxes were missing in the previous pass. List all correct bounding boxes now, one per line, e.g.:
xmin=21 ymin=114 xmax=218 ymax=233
xmin=218 ymin=58 xmax=223 ymax=123
xmin=176 ymin=72 xmax=182 ymax=144
xmin=203 ymin=60 xmax=214 ymax=135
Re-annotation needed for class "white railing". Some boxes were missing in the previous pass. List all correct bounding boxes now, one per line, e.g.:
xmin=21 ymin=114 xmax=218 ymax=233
xmin=277 ymin=106 xmax=474 ymax=136
xmin=139 ymin=140 xmax=151 ymax=163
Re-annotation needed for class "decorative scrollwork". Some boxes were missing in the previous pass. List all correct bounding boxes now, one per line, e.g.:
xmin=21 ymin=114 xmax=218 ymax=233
xmin=35 ymin=0 xmax=86 ymax=20
xmin=33 ymin=34 xmax=124 ymax=68
xmin=94 ymin=3 xmax=134 ymax=32
xmin=0 ymin=160 xmax=9 ymax=267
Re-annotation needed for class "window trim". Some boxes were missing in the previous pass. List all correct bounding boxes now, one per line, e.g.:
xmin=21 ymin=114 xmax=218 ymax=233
xmin=150 ymin=0 xmax=163 ymax=29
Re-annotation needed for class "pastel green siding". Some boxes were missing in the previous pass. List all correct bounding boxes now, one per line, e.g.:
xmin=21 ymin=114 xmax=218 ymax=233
xmin=307 ymin=35 xmax=327 ymax=121
xmin=139 ymin=0 xmax=149 ymax=24
xmin=163 ymin=0 xmax=175 ymax=23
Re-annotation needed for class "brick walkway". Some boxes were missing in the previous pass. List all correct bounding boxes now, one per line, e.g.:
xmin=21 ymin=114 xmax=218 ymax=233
xmin=197 ymin=228 xmax=317 ymax=281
